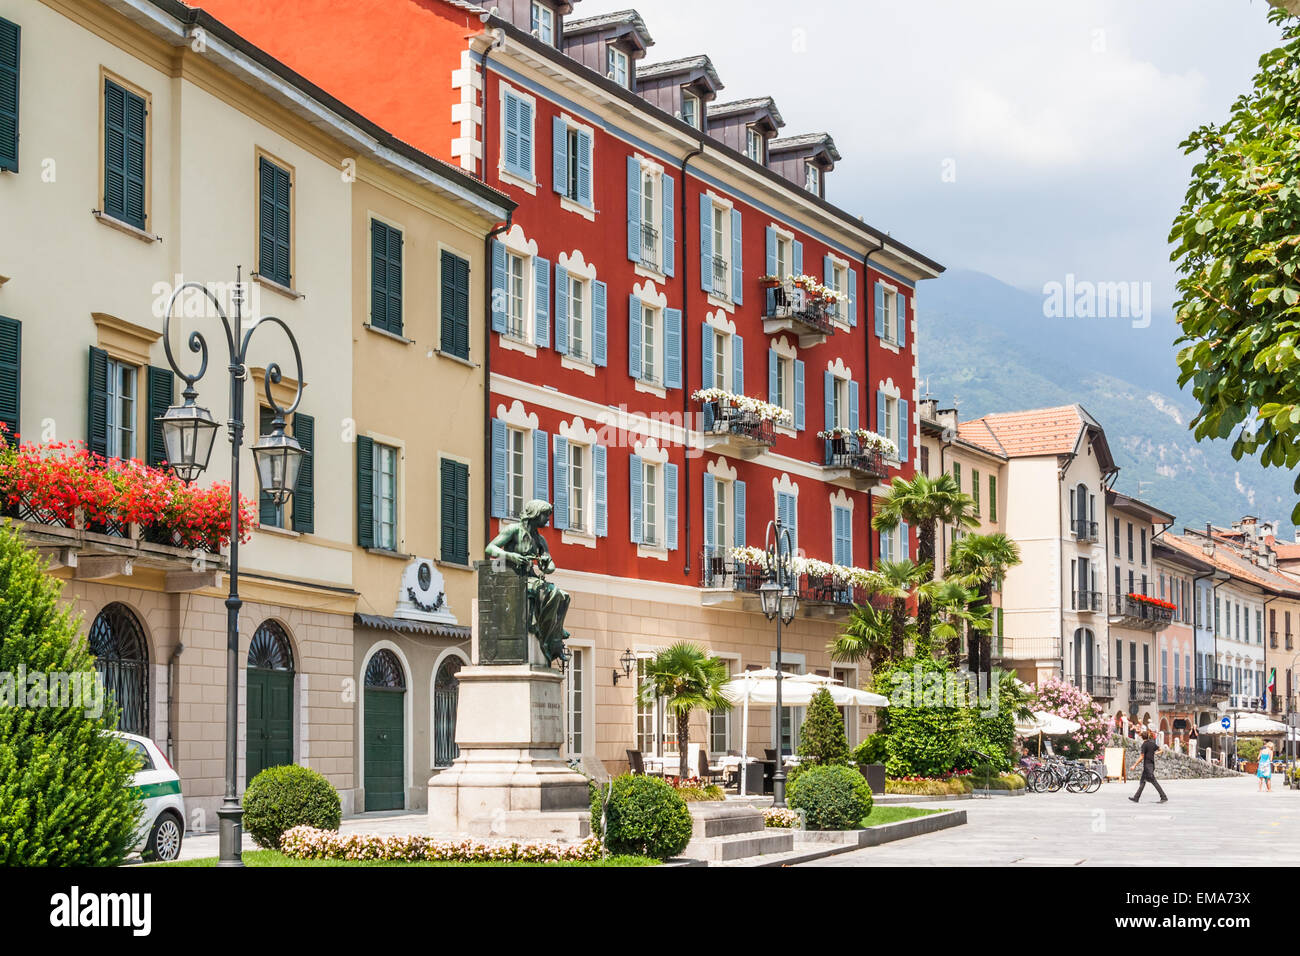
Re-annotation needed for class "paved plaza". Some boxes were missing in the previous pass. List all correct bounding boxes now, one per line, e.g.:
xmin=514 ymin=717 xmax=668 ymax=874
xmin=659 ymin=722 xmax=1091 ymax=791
xmin=803 ymin=777 xmax=1300 ymax=867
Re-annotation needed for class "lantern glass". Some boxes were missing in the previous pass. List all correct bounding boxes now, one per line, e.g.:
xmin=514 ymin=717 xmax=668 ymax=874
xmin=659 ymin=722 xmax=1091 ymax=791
xmin=759 ymin=580 xmax=781 ymax=620
xmin=619 ymin=648 xmax=637 ymax=678
xmin=157 ymin=403 xmax=219 ymax=482
xmin=252 ymin=423 xmax=305 ymax=505
xmin=780 ymin=589 xmax=798 ymax=623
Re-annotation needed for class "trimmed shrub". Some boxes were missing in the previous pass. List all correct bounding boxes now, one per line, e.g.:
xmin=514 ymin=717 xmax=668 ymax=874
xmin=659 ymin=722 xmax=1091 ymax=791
xmin=797 ymin=687 xmax=852 ymax=766
xmin=851 ymin=733 xmax=888 ymax=768
xmin=593 ymin=774 xmax=693 ymax=860
xmin=243 ymin=764 xmax=341 ymax=849
xmin=873 ymin=657 xmax=965 ymax=778
xmin=0 ymin=523 xmax=141 ymax=865
xmin=673 ymin=783 xmax=725 ymax=802
xmin=787 ymin=764 xmax=873 ymax=830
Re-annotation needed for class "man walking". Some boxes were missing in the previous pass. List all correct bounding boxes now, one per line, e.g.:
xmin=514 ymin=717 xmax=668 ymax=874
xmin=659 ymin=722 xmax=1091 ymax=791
xmin=1129 ymin=730 xmax=1168 ymax=803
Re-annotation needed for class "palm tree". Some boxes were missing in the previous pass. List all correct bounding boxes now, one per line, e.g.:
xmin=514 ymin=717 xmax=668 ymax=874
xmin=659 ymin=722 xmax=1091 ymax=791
xmin=921 ymin=578 xmax=991 ymax=661
xmin=870 ymin=559 xmax=930 ymax=661
xmin=829 ymin=600 xmax=894 ymax=673
xmin=872 ymin=474 xmax=978 ymax=650
xmin=637 ymin=642 xmax=733 ymax=779
xmin=949 ymin=533 xmax=1022 ymax=681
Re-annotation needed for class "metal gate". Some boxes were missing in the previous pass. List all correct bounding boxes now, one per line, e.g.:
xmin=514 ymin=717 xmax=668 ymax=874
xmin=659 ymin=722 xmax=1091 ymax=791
xmin=88 ymin=603 xmax=150 ymax=736
xmin=433 ymin=657 xmax=462 ymax=768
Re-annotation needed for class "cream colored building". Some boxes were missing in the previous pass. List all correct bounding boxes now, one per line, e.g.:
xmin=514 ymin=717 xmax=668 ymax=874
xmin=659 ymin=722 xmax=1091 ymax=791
xmin=0 ymin=0 xmax=508 ymax=822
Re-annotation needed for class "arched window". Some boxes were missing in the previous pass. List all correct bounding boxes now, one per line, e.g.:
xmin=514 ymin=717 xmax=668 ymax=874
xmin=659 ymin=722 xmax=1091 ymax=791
xmin=88 ymin=603 xmax=150 ymax=736
xmin=248 ymin=621 xmax=294 ymax=671
xmin=365 ymin=648 xmax=406 ymax=689
xmin=433 ymin=657 xmax=463 ymax=768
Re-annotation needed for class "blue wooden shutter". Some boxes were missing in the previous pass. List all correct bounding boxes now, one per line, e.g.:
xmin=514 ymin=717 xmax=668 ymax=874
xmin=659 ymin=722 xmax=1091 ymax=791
xmin=503 ymin=90 xmax=521 ymax=176
xmin=0 ymin=316 xmax=19 ymax=443
xmin=626 ymin=157 xmax=641 ymax=262
xmin=592 ymin=280 xmax=608 ymax=367
xmin=86 ymin=346 xmax=109 ymax=458
xmin=901 ymin=520 xmax=911 ymax=560
xmin=849 ymin=381 xmax=859 ymax=433
xmin=793 ymin=359 xmax=805 ymax=431
xmin=702 ymin=473 xmax=716 ymax=553
xmin=576 ymin=129 xmax=593 ymax=207
xmin=509 ymin=94 xmax=534 ymax=178
xmin=356 ymin=435 xmax=374 ymax=548
xmin=491 ymin=418 xmax=507 ymax=518
xmin=792 ymin=239 xmax=803 ymax=278
xmin=628 ymin=295 xmax=642 ymax=379
xmin=898 ymin=399 xmax=910 ymax=462
xmin=731 ymin=208 xmax=744 ymax=304
xmin=877 ymin=390 xmax=887 ymax=436
xmin=896 ymin=291 xmax=907 ymax=348
xmin=661 ymin=173 xmax=675 ymax=276
xmin=699 ymin=194 xmax=713 ymax=294
xmin=664 ymin=307 xmax=682 ymax=389
xmin=554 ymin=264 xmax=569 ymax=356
xmin=291 ymin=412 xmax=315 ymax=534
xmin=823 ymin=255 xmax=834 ymax=297
xmin=874 ymin=281 xmax=885 ymax=339
xmin=258 ymin=157 xmax=292 ymax=287
xmin=701 ymin=324 xmax=714 ymax=390
xmin=733 ymin=479 xmax=746 ymax=549
xmin=732 ymin=334 xmax=744 ymax=395
xmin=629 ymin=454 xmax=643 ymax=544
xmin=552 ymin=116 xmax=567 ymax=194
xmin=765 ymin=227 xmax=777 ymax=275
xmin=848 ymin=267 xmax=858 ymax=327
xmin=532 ymin=429 xmax=549 ymax=503
xmin=0 ymin=18 xmax=18 ymax=173
xmin=104 ymin=80 xmax=147 ymax=229
xmin=145 ymin=365 xmax=173 ymax=469
xmin=491 ymin=239 xmax=507 ymax=333
xmin=533 ymin=256 xmax=550 ymax=348
xmin=823 ymin=371 xmax=835 ymax=433
xmin=832 ymin=506 xmax=846 ymax=566
xmin=664 ymin=461 xmax=679 ymax=551
xmin=440 ymin=250 xmax=471 ymax=359
xmin=552 ymin=436 xmax=569 ymax=530
xmin=594 ymin=444 xmax=608 ymax=537
xmin=768 ymin=349 xmax=778 ymax=404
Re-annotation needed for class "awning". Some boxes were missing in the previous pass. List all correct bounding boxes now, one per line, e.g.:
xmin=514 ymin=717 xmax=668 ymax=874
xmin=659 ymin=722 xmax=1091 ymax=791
xmin=353 ymin=612 xmax=470 ymax=640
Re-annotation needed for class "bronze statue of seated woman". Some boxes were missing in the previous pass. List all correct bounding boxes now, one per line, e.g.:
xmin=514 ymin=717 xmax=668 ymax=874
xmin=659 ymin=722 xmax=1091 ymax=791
xmin=485 ymin=499 xmax=572 ymax=666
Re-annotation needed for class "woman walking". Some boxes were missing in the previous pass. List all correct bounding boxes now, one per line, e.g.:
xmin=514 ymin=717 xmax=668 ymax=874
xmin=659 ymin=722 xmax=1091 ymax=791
xmin=1257 ymin=742 xmax=1274 ymax=792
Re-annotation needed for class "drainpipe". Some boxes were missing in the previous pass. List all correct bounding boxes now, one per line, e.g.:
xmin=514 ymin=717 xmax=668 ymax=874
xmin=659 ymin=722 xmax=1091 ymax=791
xmin=167 ymin=642 xmax=185 ymax=766
xmin=680 ymin=138 xmax=704 ymax=579
xmin=863 ymin=237 xmax=884 ymax=571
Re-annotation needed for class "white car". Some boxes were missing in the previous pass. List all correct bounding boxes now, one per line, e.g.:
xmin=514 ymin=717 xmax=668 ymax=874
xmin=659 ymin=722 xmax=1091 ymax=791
xmin=113 ymin=731 xmax=186 ymax=862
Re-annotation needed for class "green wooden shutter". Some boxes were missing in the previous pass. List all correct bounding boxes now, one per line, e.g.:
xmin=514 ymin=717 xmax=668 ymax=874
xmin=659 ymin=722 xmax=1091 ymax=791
xmin=145 ymin=365 xmax=173 ymax=467
xmin=258 ymin=407 xmax=281 ymax=527
xmin=356 ymin=435 xmax=374 ymax=548
xmin=258 ymin=157 xmax=291 ymax=287
xmin=440 ymin=459 xmax=469 ymax=566
xmin=440 ymin=250 xmax=470 ymax=359
xmin=0 ymin=18 xmax=19 ymax=173
xmin=104 ymin=80 xmax=146 ymax=229
xmin=0 ymin=317 xmax=19 ymax=444
xmin=87 ymin=346 xmax=109 ymax=457
xmin=371 ymin=221 xmax=403 ymax=335
xmin=291 ymin=412 xmax=314 ymax=534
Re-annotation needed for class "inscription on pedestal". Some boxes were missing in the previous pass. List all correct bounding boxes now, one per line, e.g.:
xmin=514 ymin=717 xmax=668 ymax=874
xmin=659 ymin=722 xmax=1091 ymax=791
xmin=476 ymin=561 xmax=528 ymax=665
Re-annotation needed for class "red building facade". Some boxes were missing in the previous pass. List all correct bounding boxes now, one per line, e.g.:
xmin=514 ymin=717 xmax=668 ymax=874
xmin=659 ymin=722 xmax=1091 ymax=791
xmin=193 ymin=0 xmax=943 ymax=769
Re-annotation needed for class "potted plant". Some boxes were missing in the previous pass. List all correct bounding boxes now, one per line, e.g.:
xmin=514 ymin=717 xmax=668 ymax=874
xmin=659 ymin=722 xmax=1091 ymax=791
xmin=759 ymin=273 xmax=781 ymax=289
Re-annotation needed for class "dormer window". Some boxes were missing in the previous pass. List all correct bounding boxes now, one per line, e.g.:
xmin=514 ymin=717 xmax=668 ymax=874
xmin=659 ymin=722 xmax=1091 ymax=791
xmin=607 ymin=46 xmax=630 ymax=88
xmin=531 ymin=2 xmax=555 ymax=45
xmin=745 ymin=127 xmax=763 ymax=163
xmin=804 ymin=163 xmax=821 ymax=195
xmin=682 ymin=91 xmax=700 ymax=129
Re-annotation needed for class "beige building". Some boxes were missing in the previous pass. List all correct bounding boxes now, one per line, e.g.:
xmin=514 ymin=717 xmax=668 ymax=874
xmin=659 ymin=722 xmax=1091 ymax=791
xmin=0 ymin=0 xmax=508 ymax=821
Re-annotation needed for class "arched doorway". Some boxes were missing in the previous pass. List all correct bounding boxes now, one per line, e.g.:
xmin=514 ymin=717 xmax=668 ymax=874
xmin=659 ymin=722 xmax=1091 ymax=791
xmin=247 ymin=620 xmax=294 ymax=783
xmin=433 ymin=656 xmax=463 ymax=769
xmin=363 ymin=648 xmax=406 ymax=810
xmin=88 ymin=603 xmax=150 ymax=736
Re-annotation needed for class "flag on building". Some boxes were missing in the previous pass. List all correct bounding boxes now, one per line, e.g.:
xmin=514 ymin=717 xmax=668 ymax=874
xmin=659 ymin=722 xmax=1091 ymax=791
xmin=1268 ymin=668 xmax=1277 ymax=695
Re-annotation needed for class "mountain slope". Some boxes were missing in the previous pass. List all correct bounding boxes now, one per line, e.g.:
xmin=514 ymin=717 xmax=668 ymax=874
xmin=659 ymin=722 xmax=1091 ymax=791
xmin=917 ymin=269 xmax=1297 ymax=536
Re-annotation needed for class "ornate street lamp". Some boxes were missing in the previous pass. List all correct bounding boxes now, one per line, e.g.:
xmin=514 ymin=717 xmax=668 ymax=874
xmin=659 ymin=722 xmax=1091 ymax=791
xmin=612 ymin=647 xmax=637 ymax=685
xmin=760 ymin=516 xmax=799 ymax=807
xmin=155 ymin=269 xmax=307 ymax=867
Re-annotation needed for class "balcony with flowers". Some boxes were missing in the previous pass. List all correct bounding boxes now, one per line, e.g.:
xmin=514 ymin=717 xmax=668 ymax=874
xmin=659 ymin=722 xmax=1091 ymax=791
xmin=699 ymin=544 xmax=881 ymax=619
xmin=0 ymin=435 xmax=251 ymax=586
xmin=760 ymin=274 xmax=837 ymax=346
xmin=1110 ymin=591 xmax=1175 ymax=631
xmin=692 ymin=388 xmax=787 ymax=460
xmin=819 ymin=428 xmax=893 ymax=490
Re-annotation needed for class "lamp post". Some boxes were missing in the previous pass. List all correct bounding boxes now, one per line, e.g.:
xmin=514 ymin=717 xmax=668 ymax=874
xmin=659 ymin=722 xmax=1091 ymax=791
xmin=759 ymin=517 xmax=798 ymax=807
xmin=155 ymin=270 xmax=307 ymax=867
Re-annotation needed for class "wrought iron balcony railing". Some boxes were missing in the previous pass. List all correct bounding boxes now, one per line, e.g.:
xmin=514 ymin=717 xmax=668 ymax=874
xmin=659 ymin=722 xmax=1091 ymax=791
xmin=822 ymin=436 xmax=888 ymax=479
xmin=993 ymin=636 xmax=1061 ymax=660
xmin=1110 ymin=593 xmax=1174 ymax=630
xmin=1071 ymin=518 xmax=1099 ymax=542
xmin=762 ymin=278 xmax=836 ymax=337
xmin=1128 ymin=679 xmax=1156 ymax=704
xmin=1072 ymin=589 xmax=1103 ymax=613
xmin=710 ymin=256 xmax=730 ymax=300
xmin=1073 ymin=674 xmax=1116 ymax=700
xmin=1194 ymin=678 xmax=1231 ymax=704
xmin=637 ymin=221 xmax=659 ymax=269
xmin=700 ymin=550 xmax=869 ymax=610
xmin=700 ymin=399 xmax=778 ymax=449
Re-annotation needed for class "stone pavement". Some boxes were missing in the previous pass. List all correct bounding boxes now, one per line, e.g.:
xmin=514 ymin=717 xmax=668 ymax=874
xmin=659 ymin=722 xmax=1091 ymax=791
xmin=801 ymin=776 xmax=1300 ymax=866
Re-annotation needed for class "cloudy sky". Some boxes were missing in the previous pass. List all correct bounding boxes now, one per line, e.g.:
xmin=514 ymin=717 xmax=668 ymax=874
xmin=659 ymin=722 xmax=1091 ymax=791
xmin=598 ymin=0 xmax=1282 ymax=311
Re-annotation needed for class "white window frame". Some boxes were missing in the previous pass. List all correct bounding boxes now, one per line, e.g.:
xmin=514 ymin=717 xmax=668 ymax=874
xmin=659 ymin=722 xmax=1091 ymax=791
xmin=681 ymin=91 xmax=700 ymax=129
xmin=775 ymin=355 xmax=794 ymax=421
xmin=882 ymin=393 xmax=900 ymax=452
xmin=565 ymin=644 xmax=588 ymax=756
xmin=641 ymin=304 xmax=662 ymax=386
xmin=568 ymin=440 xmax=590 ymax=534
xmin=712 ymin=329 xmax=728 ymax=391
xmin=774 ymin=233 xmax=792 ymax=280
xmin=770 ymin=652 xmax=807 ymax=753
xmin=805 ymin=162 xmax=821 ymax=194
xmin=607 ymin=46 xmax=630 ymax=88
xmin=531 ymin=2 xmax=554 ymax=45
xmin=709 ymin=655 xmax=738 ymax=755
xmin=713 ymin=476 xmax=730 ymax=558
xmin=506 ymin=426 xmax=529 ymax=520
xmin=880 ymin=285 xmax=899 ymax=345
xmin=642 ymin=459 xmax=662 ymax=548
xmin=833 ymin=376 xmax=848 ymax=430
xmin=373 ymin=441 xmax=399 ymax=551
xmin=745 ymin=126 xmax=762 ymax=163
xmin=105 ymin=358 xmax=137 ymax=460
xmin=499 ymin=85 xmax=537 ymax=192
xmin=567 ymin=272 xmax=591 ymax=361
xmin=707 ymin=197 xmax=733 ymax=302
xmin=504 ymin=250 xmax=532 ymax=344
xmin=832 ymin=262 xmax=850 ymax=323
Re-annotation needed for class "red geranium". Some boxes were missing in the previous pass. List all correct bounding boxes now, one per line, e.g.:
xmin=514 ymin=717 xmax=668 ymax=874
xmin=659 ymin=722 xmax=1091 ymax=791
xmin=1128 ymin=592 xmax=1177 ymax=611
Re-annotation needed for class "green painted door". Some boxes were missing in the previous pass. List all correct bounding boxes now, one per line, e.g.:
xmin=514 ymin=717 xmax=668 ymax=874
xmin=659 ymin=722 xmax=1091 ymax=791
xmin=364 ymin=687 xmax=405 ymax=810
xmin=247 ymin=667 xmax=293 ymax=783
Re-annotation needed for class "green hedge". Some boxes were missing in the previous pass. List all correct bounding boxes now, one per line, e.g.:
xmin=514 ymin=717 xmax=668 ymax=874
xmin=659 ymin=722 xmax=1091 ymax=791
xmin=787 ymin=764 xmax=873 ymax=830
xmin=243 ymin=764 xmax=341 ymax=850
